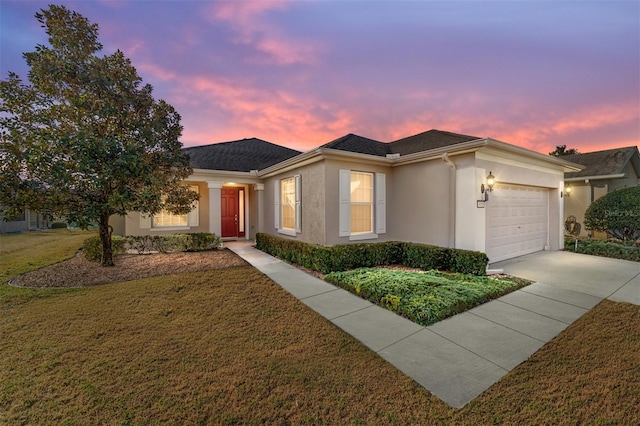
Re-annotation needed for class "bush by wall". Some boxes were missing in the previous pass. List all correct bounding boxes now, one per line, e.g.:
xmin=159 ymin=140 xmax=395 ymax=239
xmin=255 ymin=233 xmax=489 ymax=275
xmin=564 ymin=237 xmax=640 ymax=262
xmin=83 ymin=233 xmax=223 ymax=261
xmin=584 ymin=186 xmax=640 ymax=241
xmin=50 ymin=222 xmax=68 ymax=229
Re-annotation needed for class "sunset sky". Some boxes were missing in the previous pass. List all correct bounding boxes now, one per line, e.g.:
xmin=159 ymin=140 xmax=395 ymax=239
xmin=1 ymin=0 xmax=638 ymax=154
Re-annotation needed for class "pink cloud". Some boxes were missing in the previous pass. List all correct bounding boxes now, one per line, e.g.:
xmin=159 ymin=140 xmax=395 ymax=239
xmin=208 ymin=0 xmax=321 ymax=65
xmin=137 ymin=62 xmax=176 ymax=82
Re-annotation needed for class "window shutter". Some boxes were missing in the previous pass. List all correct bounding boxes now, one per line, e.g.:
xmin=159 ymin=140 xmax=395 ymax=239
xmin=295 ymin=174 xmax=302 ymax=233
xmin=274 ymin=180 xmax=280 ymax=229
xmin=188 ymin=185 xmax=199 ymax=227
xmin=140 ymin=213 xmax=151 ymax=229
xmin=375 ymin=173 xmax=386 ymax=234
xmin=339 ymin=170 xmax=351 ymax=236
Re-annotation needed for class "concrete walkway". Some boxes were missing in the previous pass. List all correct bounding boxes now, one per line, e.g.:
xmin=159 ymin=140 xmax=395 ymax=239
xmin=226 ymin=241 xmax=639 ymax=408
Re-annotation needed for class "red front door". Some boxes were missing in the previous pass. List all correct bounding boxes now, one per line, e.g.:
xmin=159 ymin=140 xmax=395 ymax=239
xmin=221 ymin=188 xmax=239 ymax=238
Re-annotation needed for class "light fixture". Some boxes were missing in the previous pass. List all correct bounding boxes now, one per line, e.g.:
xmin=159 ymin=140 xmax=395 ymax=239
xmin=564 ymin=185 xmax=571 ymax=197
xmin=480 ymin=171 xmax=496 ymax=201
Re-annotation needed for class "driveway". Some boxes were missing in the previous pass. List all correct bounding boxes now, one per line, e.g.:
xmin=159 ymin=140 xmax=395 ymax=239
xmin=490 ymin=251 xmax=640 ymax=305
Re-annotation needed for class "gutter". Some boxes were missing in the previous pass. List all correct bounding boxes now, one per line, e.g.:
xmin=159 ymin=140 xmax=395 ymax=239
xmin=565 ymin=173 xmax=625 ymax=182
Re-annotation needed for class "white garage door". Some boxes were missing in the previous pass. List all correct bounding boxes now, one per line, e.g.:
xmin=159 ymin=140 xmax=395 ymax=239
xmin=486 ymin=184 xmax=549 ymax=263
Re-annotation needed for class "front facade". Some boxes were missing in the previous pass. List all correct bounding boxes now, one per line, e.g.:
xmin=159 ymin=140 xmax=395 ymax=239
xmin=562 ymin=146 xmax=640 ymax=237
xmin=114 ymin=130 xmax=581 ymax=263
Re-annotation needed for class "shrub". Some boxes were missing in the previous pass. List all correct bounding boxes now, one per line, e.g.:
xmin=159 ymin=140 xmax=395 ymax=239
xmin=564 ymin=237 xmax=640 ymax=262
xmin=83 ymin=233 xmax=222 ymax=262
xmin=51 ymin=222 xmax=67 ymax=229
xmin=83 ymin=235 xmax=127 ymax=261
xmin=584 ymin=186 xmax=640 ymax=242
xmin=255 ymin=233 xmax=489 ymax=275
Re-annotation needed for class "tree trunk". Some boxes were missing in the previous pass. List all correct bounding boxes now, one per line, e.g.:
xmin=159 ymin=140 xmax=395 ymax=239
xmin=99 ymin=215 xmax=115 ymax=267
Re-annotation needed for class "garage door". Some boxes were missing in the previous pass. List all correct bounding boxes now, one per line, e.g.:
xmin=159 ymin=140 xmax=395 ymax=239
xmin=486 ymin=184 xmax=549 ymax=263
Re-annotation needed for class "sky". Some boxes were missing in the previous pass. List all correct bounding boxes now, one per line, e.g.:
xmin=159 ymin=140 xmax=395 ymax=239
xmin=1 ymin=0 xmax=638 ymax=154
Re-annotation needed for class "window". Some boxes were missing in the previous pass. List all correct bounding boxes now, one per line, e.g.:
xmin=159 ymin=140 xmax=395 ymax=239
xmin=139 ymin=185 xmax=199 ymax=230
xmin=350 ymin=172 xmax=373 ymax=234
xmin=274 ymin=175 xmax=301 ymax=236
xmin=339 ymin=170 xmax=385 ymax=240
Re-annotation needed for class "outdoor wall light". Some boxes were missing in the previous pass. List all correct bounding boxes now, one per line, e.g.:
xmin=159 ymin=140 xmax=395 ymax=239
xmin=480 ymin=171 xmax=496 ymax=201
xmin=564 ymin=185 xmax=572 ymax=197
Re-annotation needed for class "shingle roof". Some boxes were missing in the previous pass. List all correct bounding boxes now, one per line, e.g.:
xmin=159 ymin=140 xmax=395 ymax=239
xmin=321 ymin=133 xmax=391 ymax=156
xmin=320 ymin=129 xmax=482 ymax=158
xmin=563 ymin=146 xmax=640 ymax=179
xmin=182 ymin=138 xmax=301 ymax=172
xmin=389 ymin=129 xmax=482 ymax=155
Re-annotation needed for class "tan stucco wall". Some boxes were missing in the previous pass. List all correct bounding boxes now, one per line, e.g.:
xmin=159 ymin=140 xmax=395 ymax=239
xmin=324 ymin=159 xmax=393 ymax=245
xmin=263 ymin=160 xmax=326 ymax=244
xmin=390 ymin=159 xmax=453 ymax=247
xmin=123 ymin=181 xmax=210 ymax=236
xmin=610 ymin=162 xmax=640 ymax=191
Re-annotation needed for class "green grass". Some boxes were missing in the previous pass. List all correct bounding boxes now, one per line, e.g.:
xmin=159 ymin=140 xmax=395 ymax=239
xmin=1 ymin=231 xmax=638 ymax=424
xmin=0 ymin=229 xmax=96 ymax=307
xmin=325 ymin=268 xmax=531 ymax=326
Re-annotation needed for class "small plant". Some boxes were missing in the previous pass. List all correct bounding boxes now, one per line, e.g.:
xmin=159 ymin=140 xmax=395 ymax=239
xmin=564 ymin=237 xmax=640 ymax=262
xmin=50 ymin=222 xmax=67 ymax=229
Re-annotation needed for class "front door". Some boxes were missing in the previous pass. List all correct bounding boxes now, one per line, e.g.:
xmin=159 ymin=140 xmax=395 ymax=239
xmin=221 ymin=188 xmax=239 ymax=238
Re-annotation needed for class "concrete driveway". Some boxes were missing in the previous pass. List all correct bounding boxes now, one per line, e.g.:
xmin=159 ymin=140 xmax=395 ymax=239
xmin=491 ymin=251 xmax=640 ymax=305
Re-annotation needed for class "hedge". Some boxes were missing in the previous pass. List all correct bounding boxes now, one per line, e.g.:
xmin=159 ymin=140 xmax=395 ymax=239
xmin=83 ymin=233 xmax=223 ymax=261
xmin=564 ymin=237 xmax=640 ymax=262
xmin=255 ymin=233 xmax=489 ymax=275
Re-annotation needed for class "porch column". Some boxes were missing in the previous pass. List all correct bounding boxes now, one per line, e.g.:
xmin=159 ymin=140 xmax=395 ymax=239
xmin=254 ymin=183 xmax=264 ymax=235
xmin=208 ymin=181 xmax=223 ymax=236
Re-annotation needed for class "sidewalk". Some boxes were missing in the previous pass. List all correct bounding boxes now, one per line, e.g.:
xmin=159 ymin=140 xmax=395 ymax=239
xmin=226 ymin=241 xmax=603 ymax=408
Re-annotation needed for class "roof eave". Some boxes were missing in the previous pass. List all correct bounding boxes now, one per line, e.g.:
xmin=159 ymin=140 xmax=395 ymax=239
xmin=565 ymin=173 xmax=626 ymax=182
xmin=484 ymin=138 xmax=584 ymax=172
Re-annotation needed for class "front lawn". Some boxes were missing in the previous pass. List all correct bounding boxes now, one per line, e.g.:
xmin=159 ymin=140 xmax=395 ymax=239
xmin=325 ymin=268 xmax=530 ymax=326
xmin=1 ymin=231 xmax=638 ymax=423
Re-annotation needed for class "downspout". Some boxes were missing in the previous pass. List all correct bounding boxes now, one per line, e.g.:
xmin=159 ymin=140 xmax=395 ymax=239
xmin=442 ymin=153 xmax=456 ymax=248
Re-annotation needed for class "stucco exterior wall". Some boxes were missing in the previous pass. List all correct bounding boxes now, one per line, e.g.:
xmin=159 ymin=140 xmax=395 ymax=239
xmin=263 ymin=160 xmax=326 ymax=245
xmin=390 ymin=159 xmax=453 ymax=247
xmin=609 ymin=162 xmax=640 ymax=191
xmin=122 ymin=181 xmax=210 ymax=236
xmin=324 ymin=159 xmax=393 ymax=246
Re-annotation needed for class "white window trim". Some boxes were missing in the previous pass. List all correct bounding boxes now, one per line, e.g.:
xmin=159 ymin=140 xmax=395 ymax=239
xmin=275 ymin=175 xmax=301 ymax=236
xmin=139 ymin=185 xmax=199 ymax=230
xmin=339 ymin=170 xmax=386 ymax=240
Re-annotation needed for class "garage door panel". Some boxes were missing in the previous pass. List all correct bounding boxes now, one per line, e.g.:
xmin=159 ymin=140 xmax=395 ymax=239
xmin=486 ymin=184 xmax=549 ymax=262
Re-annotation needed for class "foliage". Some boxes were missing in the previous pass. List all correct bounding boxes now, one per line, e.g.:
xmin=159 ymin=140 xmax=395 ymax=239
xmin=0 ymin=5 xmax=197 ymax=267
xmin=82 ymin=233 xmax=223 ymax=261
xmin=50 ymin=222 xmax=67 ymax=229
xmin=325 ymin=268 xmax=529 ymax=326
xmin=549 ymin=145 xmax=579 ymax=156
xmin=584 ymin=186 xmax=640 ymax=241
xmin=564 ymin=237 xmax=640 ymax=262
xmin=255 ymin=233 xmax=489 ymax=275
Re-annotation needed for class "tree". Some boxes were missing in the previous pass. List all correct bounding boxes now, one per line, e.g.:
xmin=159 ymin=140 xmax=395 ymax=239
xmin=549 ymin=145 xmax=579 ymax=156
xmin=584 ymin=186 xmax=640 ymax=242
xmin=0 ymin=5 xmax=198 ymax=266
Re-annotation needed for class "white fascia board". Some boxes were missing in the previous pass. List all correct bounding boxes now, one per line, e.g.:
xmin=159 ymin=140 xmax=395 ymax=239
xmin=185 ymin=168 xmax=261 ymax=184
xmin=258 ymin=148 xmax=392 ymax=178
xmin=483 ymin=138 xmax=584 ymax=172
xmin=392 ymin=139 xmax=489 ymax=166
xmin=565 ymin=174 xmax=626 ymax=182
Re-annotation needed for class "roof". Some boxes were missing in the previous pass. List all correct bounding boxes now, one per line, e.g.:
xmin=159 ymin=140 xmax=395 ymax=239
xmin=563 ymin=146 xmax=640 ymax=179
xmin=389 ymin=129 xmax=481 ymax=155
xmin=321 ymin=129 xmax=482 ymax=158
xmin=321 ymin=133 xmax=391 ymax=156
xmin=182 ymin=138 xmax=301 ymax=172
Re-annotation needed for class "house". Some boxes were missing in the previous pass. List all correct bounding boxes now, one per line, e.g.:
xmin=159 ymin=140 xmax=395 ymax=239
xmin=562 ymin=146 xmax=640 ymax=237
xmin=0 ymin=208 xmax=50 ymax=234
xmin=112 ymin=129 xmax=582 ymax=263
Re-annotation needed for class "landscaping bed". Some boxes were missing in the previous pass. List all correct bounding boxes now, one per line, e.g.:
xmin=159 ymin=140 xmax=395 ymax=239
xmin=564 ymin=237 xmax=640 ymax=262
xmin=325 ymin=268 xmax=531 ymax=326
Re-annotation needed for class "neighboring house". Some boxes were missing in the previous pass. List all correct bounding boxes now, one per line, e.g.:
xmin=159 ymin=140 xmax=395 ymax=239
xmin=562 ymin=146 xmax=640 ymax=237
xmin=0 ymin=209 xmax=50 ymax=234
xmin=113 ymin=129 xmax=582 ymax=263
